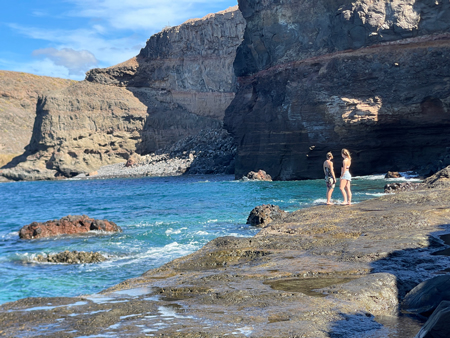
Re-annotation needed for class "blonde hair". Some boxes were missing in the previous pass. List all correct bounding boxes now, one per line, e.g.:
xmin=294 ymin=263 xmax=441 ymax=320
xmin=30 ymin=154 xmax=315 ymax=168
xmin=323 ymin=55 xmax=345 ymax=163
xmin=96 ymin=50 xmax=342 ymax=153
xmin=326 ymin=152 xmax=333 ymax=160
xmin=341 ymin=148 xmax=351 ymax=160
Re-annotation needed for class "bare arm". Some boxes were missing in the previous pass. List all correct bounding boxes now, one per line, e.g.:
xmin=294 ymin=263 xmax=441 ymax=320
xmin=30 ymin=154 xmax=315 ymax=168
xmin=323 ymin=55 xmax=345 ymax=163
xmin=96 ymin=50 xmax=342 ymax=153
xmin=330 ymin=162 xmax=336 ymax=181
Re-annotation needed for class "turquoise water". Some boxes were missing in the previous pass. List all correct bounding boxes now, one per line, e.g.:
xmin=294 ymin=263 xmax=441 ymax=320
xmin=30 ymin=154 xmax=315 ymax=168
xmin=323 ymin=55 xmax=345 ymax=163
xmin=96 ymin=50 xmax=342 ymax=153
xmin=0 ymin=174 xmax=401 ymax=304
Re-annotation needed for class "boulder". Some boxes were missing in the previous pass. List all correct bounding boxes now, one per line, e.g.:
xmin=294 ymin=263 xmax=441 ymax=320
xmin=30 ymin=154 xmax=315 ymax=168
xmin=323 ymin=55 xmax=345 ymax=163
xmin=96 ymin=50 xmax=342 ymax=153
xmin=402 ymin=275 xmax=450 ymax=315
xmin=385 ymin=171 xmax=402 ymax=179
xmin=243 ymin=170 xmax=272 ymax=181
xmin=247 ymin=205 xmax=286 ymax=227
xmin=423 ymin=165 xmax=450 ymax=189
xmin=414 ymin=301 xmax=450 ymax=338
xmin=19 ymin=215 xmax=122 ymax=239
xmin=35 ymin=250 xmax=106 ymax=264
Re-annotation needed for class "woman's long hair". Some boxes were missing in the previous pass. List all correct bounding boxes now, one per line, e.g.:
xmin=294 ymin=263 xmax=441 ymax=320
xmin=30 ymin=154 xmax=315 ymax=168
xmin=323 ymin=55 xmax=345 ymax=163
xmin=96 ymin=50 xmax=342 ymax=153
xmin=341 ymin=148 xmax=351 ymax=160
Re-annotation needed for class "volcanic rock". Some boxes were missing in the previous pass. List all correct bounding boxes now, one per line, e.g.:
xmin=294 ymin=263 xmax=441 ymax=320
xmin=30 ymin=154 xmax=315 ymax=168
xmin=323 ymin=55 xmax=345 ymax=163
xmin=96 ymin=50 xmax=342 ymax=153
xmin=246 ymin=204 xmax=286 ymax=227
xmin=19 ymin=215 xmax=122 ymax=239
xmin=423 ymin=165 xmax=450 ymax=189
xmin=385 ymin=171 xmax=402 ymax=179
xmin=0 ymin=71 xmax=75 ymax=168
xmin=402 ymin=275 xmax=450 ymax=315
xmin=242 ymin=170 xmax=272 ymax=181
xmin=414 ymin=301 xmax=450 ymax=338
xmin=35 ymin=250 xmax=106 ymax=264
xmin=225 ymin=0 xmax=450 ymax=180
xmin=384 ymin=182 xmax=423 ymax=193
xmin=1 ymin=7 xmax=244 ymax=181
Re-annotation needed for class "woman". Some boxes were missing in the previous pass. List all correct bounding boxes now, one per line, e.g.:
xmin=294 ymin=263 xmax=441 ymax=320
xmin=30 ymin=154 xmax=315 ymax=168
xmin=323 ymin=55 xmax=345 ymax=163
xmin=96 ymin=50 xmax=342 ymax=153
xmin=340 ymin=148 xmax=352 ymax=205
xmin=323 ymin=152 xmax=336 ymax=205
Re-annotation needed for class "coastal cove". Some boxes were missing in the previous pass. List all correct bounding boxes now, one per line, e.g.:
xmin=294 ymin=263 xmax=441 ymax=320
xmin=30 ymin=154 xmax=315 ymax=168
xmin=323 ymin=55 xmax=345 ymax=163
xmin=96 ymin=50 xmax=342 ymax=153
xmin=0 ymin=174 xmax=393 ymax=305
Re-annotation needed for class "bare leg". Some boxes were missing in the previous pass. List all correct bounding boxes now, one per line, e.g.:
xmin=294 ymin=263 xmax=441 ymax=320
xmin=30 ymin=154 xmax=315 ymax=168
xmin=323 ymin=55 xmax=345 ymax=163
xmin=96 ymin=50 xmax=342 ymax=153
xmin=345 ymin=181 xmax=352 ymax=205
xmin=340 ymin=179 xmax=348 ymax=204
xmin=326 ymin=187 xmax=334 ymax=204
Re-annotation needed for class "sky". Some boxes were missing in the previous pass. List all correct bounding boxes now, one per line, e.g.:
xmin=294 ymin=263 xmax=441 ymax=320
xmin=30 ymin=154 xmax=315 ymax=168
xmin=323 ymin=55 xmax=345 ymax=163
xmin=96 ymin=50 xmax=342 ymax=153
xmin=0 ymin=0 xmax=238 ymax=80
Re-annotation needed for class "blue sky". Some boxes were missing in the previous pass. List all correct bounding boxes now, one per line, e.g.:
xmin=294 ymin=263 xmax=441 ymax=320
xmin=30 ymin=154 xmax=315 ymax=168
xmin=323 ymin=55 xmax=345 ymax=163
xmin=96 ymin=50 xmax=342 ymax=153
xmin=0 ymin=0 xmax=238 ymax=80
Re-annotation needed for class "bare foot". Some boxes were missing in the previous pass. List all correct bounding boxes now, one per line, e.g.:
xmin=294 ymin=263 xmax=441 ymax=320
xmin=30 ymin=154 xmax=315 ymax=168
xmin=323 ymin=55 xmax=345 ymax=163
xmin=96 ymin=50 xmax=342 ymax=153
xmin=326 ymin=202 xmax=333 ymax=205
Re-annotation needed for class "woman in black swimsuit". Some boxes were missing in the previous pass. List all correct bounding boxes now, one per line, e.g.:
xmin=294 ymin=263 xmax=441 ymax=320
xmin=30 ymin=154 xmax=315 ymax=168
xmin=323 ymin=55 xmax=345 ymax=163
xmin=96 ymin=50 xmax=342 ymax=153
xmin=323 ymin=152 xmax=336 ymax=205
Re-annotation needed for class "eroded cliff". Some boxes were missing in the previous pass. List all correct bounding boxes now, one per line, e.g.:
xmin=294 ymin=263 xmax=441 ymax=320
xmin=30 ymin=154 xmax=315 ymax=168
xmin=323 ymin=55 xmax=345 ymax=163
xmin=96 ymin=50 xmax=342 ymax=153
xmin=0 ymin=71 xmax=75 ymax=168
xmin=225 ymin=0 xmax=450 ymax=180
xmin=1 ymin=7 xmax=245 ymax=180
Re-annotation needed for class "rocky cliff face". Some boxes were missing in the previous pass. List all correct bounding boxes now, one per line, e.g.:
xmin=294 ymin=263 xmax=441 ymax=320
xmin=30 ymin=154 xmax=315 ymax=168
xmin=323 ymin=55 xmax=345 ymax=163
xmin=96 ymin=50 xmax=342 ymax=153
xmin=0 ymin=71 xmax=75 ymax=168
xmin=87 ymin=7 xmax=244 ymax=121
xmin=2 ymin=7 xmax=245 ymax=180
xmin=225 ymin=0 xmax=450 ymax=180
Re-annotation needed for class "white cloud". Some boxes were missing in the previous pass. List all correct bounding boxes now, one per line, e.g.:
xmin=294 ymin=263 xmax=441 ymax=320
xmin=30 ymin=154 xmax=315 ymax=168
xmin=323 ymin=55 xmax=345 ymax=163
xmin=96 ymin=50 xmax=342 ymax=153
xmin=0 ymin=58 xmax=78 ymax=80
xmin=4 ymin=1 xmax=237 ymax=79
xmin=8 ymin=24 xmax=143 ymax=67
xmin=66 ymin=0 xmax=234 ymax=31
xmin=32 ymin=48 xmax=98 ymax=76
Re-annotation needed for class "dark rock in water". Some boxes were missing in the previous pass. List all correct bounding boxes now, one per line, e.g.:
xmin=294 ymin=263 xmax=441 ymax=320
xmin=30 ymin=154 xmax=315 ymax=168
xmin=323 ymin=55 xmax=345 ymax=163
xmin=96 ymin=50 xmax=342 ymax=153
xmin=35 ymin=250 xmax=106 ymax=264
xmin=414 ymin=301 xmax=450 ymax=338
xmin=385 ymin=171 xmax=402 ymax=179
xmin=384 ymin=182 xmax=423 ymax=193
xmin=423 ymin=165 xmax=450 ymax=189
xmin=402 ymin=275 xmax=450 ymax=315
xmin=247 ymin=204 xmax=286 ymax=227
xmin=243 ymin=170 xmax=272 ymax=181
xmin=225 ymin=0 xmax=450 ymax=180
xmin=19 ymin=215 xmax=122 ymax=239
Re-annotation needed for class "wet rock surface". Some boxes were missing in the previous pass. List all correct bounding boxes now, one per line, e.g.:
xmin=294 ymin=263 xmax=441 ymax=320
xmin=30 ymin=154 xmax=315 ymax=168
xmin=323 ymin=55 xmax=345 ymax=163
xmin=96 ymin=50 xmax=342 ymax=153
xmin=19 ymin=215 xmax=122 ymax=239
xmin=35 ymin=250 xmax=106 ymax=264
xmin=2 ymin=187 xmax=450 ymax=337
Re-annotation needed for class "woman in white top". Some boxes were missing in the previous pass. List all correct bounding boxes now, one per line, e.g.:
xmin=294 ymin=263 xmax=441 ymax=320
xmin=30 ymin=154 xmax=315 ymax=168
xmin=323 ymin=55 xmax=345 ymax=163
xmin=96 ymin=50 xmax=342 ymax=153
xmin=340 ymin=148 xmax=352 ymax=205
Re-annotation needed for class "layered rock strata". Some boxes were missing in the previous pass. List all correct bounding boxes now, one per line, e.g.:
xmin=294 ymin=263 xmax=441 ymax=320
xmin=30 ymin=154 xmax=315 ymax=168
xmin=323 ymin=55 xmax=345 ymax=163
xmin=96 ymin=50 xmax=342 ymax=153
xmin=0 ymin=71 xmax=75 ymax=168
xmin=2 ymin=186 xmax=450 ymax=336
xmin=225 ymin=0 xmax=450 ymax=180
xmin=73 ymin=128 xmax=236 ymax=179
xmin=19 ymin=215 xmax=122 ymax=240
xmin=1 ymin=7 xmax=244 ymax=181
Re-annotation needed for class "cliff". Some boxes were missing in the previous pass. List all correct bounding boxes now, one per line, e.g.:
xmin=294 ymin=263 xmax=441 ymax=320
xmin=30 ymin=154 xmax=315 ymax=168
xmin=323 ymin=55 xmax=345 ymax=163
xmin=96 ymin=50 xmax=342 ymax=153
xmin=225 ymin=0 xmax=450 ymax=180
xmin=1 ymin=7 xmax=245 ymax=180
xmin=0 ymin=71 xmax=75 ymax=168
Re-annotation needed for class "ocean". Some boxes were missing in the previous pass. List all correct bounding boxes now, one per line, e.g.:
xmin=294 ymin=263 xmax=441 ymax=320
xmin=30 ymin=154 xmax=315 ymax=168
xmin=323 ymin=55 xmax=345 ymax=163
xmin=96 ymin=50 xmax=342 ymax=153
xmin=0 ymin=174 xmax=415 ymax=305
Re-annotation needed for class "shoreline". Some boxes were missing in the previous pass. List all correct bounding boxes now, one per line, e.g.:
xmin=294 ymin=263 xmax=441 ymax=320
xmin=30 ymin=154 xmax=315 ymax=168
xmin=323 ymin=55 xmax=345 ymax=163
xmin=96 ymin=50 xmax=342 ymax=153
xmin=1 ymin=184 xmax=449 ymax=337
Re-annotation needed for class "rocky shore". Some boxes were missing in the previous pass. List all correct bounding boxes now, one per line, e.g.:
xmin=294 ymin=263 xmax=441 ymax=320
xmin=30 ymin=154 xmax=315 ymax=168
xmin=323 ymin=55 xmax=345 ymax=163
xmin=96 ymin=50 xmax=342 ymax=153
xmin=1 ymin=178 xmax=450 ymax=336
xmin=71 ymin=128 xmax=236 ymax=180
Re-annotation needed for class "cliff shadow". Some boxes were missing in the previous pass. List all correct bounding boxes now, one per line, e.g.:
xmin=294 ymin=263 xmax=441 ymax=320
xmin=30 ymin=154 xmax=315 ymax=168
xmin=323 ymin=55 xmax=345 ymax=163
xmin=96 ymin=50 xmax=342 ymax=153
xmin=326 ymin=227 xmax=450 ymax=337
